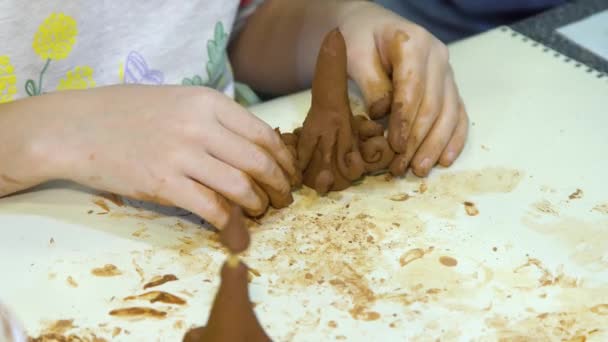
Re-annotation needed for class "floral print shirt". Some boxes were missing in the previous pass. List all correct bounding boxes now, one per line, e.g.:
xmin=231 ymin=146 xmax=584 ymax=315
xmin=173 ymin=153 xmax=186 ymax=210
xmin=0 ymin=0 xmax=265 ymax=106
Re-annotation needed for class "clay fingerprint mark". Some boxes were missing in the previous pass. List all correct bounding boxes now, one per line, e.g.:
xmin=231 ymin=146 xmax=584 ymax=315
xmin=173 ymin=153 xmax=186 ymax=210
xmin=91 ymin=264 xmax=122 ymax=277
xmin=124 ymin=291 xmax=186 ymax=305
xmin=590 ymin=304 xmax=608 ymax=315
xmin=568 ymin=189 xmax=583 ymax=200
xmin=109 ymin=307 xmax=167 ymax=319
xmin=532 ymin=200 xmax=559 ymax=216
xmin=592 ymin=204 xmax=608 ymax=215
xmin=143 ymin=274 xmax=178 ymax=289
xmin=66 ymin=276 xmax=78 ymax=288
xmin=399 ymin=248 xmax=426 ymax=267
xmin=389 ymin=193 xmax=410 ymax=202
xmin=464 ymin=201 xmax=479 ymax=216
xmin=439 ymin=256 xmax=458 ymax=267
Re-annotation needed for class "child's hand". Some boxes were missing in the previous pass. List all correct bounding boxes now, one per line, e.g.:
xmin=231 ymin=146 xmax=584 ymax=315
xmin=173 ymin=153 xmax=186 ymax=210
xmin=338 ymin=2 xmax=469 ymax=177
xmin=2 ymin=86 xmax=296 ymax=228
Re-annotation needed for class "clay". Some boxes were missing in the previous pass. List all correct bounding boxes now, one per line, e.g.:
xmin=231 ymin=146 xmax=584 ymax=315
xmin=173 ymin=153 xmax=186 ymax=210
xmin=220 ymin=206 xmax=250 ymax=255
xmin=182 ymin=261 xmax=271 ymax=342
xmin=359 ymin=136 xmax=395 ymax=173
xmin=353 ymin=115 xmax=383 ymax=140
xmin=296 ymin=29 xmax=365 ymax=194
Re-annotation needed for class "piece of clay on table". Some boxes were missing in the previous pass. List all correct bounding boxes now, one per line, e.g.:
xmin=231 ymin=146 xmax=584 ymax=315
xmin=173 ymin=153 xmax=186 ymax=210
xmin=182 ymin=262 xmax=271 ymax=342
xmin=183 ymin=207 xmax=271 ymax=342
xmin=296 ymin=29 xmax=365 ymax=194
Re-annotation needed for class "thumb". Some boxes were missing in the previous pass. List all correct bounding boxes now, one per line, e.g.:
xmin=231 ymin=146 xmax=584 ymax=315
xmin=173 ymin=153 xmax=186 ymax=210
xmin=345 ymin=34 xmax=393 ymax=119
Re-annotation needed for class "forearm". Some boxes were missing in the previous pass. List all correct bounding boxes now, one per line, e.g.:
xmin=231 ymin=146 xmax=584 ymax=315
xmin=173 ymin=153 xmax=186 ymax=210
xmin=0 ymin=93 xmax=80 ymax=197
xmin=229 ymin=0 xmax=367 ymax=95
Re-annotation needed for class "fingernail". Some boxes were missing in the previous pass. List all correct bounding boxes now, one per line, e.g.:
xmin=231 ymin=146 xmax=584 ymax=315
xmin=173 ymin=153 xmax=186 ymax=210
xmin=420 ymin=158 xmax=430 ymax=171
xmin=446 ymin=151 xmax=455 ymax=163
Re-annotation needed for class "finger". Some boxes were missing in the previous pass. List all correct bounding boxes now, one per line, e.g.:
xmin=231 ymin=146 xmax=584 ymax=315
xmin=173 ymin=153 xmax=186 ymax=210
xmin=387 ymin=30 xmax=428 ymax=154
xmin=439 ymin=102 xmax=469 ymax=167
xmin=410 ymin=74 xmax=460 ymax=177
xmin=319 ymin=133 xmax=337 ymax=165
xmin=216 ymin=100 xmax=297 ymax=180
xmin=345 ymin=33 xmax=393 ymax=119
xmin=183 ymin=154 xmax=269 ymax=217
xmin=297 ymin=128 xmax=319 ymax=170
xmin=169 ymin=178 xmax=231 ymax=230
xmin=399 ymin=46 xmax=448 ymax=170
xmin=206 ymin=126 xmax=292 ymax=201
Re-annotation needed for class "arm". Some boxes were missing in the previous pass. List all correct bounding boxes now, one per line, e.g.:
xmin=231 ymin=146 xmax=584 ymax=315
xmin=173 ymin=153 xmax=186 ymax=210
xmin=229 ymin=0 xmax=363 ymax=95
xmin=0 ymin=86 xmax=297 ymax=227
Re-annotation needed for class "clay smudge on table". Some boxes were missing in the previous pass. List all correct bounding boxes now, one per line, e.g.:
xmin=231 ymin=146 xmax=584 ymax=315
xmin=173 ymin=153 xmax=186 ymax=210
xmin=143 ymin=274 xmax=178 ymax=289
xmin=173 ymin=320 xmax=185 ymax=330
xmin=348 ymin=305 xmax=381 ymax=321
xmin=92 ymin=199 xmax=110 ymax=213
xmin=29 ymin=333 xmax=107 ymax=342
xmin=592 ymin=203 xmax=608 ymax=215
xmin=463 ymin=201 xmax=479 ymax=216
xmin=532 ymin=199 xmax=559 ymax=216
xmin=42 ymin=319 xmax=76 ymax=335
xmin=132 ymin=259 xmax=145 ymax=283
xmin=112 ymin=327 xmax=122 ymax=337
xmin=108 ymin=307 xmax=167 ymax=319
xmin=568 ymin=188 xmax=583 ymax=200
xmin=66 ymin=276 xmax=78 ymax=288
xmin=439 ymin=256 xmax=458 ymax=267
xmin=131 ymin=226 xmax=149 ymax=238
xmin=124 ymin=291 xmax=186 ymax=305
xmin=100 ymin=193 xmax=124 ymax=207
xmin=389 ymin=193 xmax=410 ymax=202
xmin=91 ymin=264 xmax=122 ymax=277
xmin=399 ymin=248 xmax=430 ymax=267
xmin=590 ymin=304 xmax=608 ymax=315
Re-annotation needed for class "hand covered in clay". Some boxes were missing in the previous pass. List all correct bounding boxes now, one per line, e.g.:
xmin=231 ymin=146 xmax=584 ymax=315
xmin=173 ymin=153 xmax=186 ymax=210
xmin=297 ymin=29 xmax=365 ymax=194
xmin=0 ymin=86 xmax=297 ymax=228
xmin=337 ymin=2 xmax=469 ymax=177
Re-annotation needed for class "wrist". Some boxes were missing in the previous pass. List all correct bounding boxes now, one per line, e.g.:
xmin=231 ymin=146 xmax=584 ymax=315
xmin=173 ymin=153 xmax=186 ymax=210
xmin=0 ymin=93 xmax=79 ymax=185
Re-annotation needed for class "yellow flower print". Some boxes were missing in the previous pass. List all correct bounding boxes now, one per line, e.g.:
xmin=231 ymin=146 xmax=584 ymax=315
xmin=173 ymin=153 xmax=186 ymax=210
xmin=0 ymin=56 xmax=17 ymax=103
xmin=26 ymin=13 xmax=79 ymax=96
xmin=57 ymin=66 xmax=96 ymax=91
xmin=32 ymin=13 xmax=78 ymax=61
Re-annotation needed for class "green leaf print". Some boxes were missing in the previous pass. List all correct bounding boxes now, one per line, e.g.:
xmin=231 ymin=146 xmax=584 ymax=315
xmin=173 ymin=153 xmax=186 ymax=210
xmin=206 ymin=22 xmax=229 ymax=87
xmin=235 ymin=82 xmax=261 ymax=107
xmin=180 ymin=21 xmax=260 ymax=106
xmin=25 ymin=79 xmax=37 ymax=96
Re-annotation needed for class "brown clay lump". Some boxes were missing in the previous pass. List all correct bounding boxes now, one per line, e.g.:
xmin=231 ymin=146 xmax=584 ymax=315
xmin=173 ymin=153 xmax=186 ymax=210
xmin=295 ymin=29 xmax=365 ymax=194
xmin=279 ymin=29 xmax=397 ymax=194
xmin=182 ymin=261 xmax=271 ymax=342
xmin=220 ymin=206 xmax=250 ymax=254
xmin=184 ymin=206 xmax=271 ymax=341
